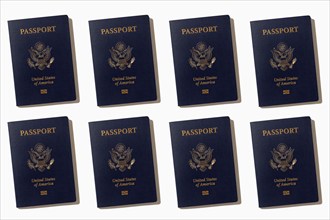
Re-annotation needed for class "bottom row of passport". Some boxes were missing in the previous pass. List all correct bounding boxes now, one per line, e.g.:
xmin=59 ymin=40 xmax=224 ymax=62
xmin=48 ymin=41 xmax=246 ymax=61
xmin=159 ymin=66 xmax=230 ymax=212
xmin=7 ymin=116 xmax=320 ymax=208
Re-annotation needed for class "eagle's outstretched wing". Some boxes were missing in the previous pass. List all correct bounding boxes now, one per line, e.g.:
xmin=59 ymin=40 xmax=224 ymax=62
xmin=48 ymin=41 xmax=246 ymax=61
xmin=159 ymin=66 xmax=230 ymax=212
xmin=285 ymin=47 xmax=294 ymax=62
xmin=189 ymin=58 xmax=197 ymax=68
xmin=271 ymin=49 xmax=282 ymax=63
xmin=29 ymin=48 xmax=39 ymax=62
xmin=205 ymin=46 xmax=214 ymax=61
xmin=124 ymin=46 xmax=133 ymax=61
xmin=189 ymin=160 xmax=197 ymax=170
xmin=269 ymin=159 xmax=278 ymax=170
xmin=29 ymin=149 xmax=39 ymax=164
xmin=110 ymin=48 xmax=120 ymax=62
xmin=271 ymin=149 xmax=282 ymax=164
xmin=124 ymin=147 xmax=132 ymax=163
xmin=108 ymin=160 xmax=116 ymax=170
xmin=42 ymin=46 xmax=52 ymax=62
xmin=204 ymin=147 xmax=213 ymax=164
xmin=286 ymin=148 xmax=294 ymax=163
xmin=110 ymin=149 xmax=120 ymax=163
xmin=43 ymin=148 xmax=52 ymax=163
xmin=191 ymin=48 xmax=201 ymax=62
xmin=191 ymin=149 xmax=201 ymax=164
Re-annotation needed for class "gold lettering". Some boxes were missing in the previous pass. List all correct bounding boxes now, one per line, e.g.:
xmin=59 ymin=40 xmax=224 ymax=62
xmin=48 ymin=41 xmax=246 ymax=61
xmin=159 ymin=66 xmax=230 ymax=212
xmin=283 ymin=190 xmax=290 ymax=196
xmin=19 ymin=26 xmax=56 ymax=35
xmin=262 ymin=127 xmax=299 ymax=136
xmin=101 ymin=127 xmax=137 ymax=136
xmin=202 ymin=89 xmax=209 ymax=94
xmin=20 ymin=127 xmax=56 ymax=136
xmin=121 ymin=89 xmax=128 ymax=94
xmin=121 ymin=190 xmax=129 ymax=196
xmin=283 ymin=89 xmax=290 ymax=95
xmin=40 ymin=190 xmax=48 ymax=196
xmin=100 ymin=26 xmax=137 ymax=35
xmin=202 ymin=190 xmax=209 ymax=196
xmin=181 ymin=25 xmax=218 ymax=35
xmin=274 ymin=178 xmax=286 ymax=183
xmin=40 ymin=89 xmax=48 ymax=94
xmin=262 ymin=26 xmax=299 ymax=36
xmin=181 ymin=127 xmax=218 ymax=136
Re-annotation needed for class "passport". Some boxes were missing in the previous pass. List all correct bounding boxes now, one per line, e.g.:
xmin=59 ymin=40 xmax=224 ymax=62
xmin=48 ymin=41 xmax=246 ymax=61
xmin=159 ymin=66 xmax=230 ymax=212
xmin=89 ymin=15 xmax=157 ymax=106
xmin=250 ymin=117 xmax=319 ymax=207
xmin=170 ymin=15 xmax=238 ymax=106
xmin=8 ymin=15 xmax=76 ymax=106
xmin=169 ymin=117 xmax=238 ymax=207
xmin=251 ymin=16 xmax=319 ymax=107
xmin=8 ymin=117 xmax=77 ymax=208
xmin=89 ymin=117 xmax=157 ymax=207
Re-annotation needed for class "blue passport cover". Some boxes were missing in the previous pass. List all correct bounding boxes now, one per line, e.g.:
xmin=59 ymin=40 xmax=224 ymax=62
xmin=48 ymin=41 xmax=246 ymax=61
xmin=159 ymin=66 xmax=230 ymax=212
xmin=8 ymin=117 xmax=76 ymax=207
xmin=170 ymin=15 xmax=238 ymax=106
xmin=169 ymin=117 xmax=237 ymax=207
xmin=89 ymin=116 xmax=157 ymax=207
xmin=250 ymin=117 xmax=319 ymax=207
xmin=89 ymin=15 xmax=157 ymax=106
xmin=8 ymin=15 xmax=76 ymax=106
xmin=251 ymin=16 xmax=318 ymax=107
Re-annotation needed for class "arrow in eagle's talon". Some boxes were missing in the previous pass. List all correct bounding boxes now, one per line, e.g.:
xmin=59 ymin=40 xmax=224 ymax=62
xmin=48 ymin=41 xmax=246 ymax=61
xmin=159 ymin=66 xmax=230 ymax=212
xmin=128 ymin=57 xmax=135 ymax=68
xmin=291 ymin=158 xmax=297 ymax=168
xmin=47 ymin=159 xmax=54 ymax=169
xmin=128 ymin=159 xmax=135 ymax=169
xmin=208 ymin=57 xmax=216 ymax=68
xmin=211 ymin=159 xmax=216 ymax=166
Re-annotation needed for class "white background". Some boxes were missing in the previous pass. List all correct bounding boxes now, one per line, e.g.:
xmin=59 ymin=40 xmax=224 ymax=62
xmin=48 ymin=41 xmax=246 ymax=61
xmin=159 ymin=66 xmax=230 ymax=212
xmin=1 ymin=1 xmax=329 ymax=219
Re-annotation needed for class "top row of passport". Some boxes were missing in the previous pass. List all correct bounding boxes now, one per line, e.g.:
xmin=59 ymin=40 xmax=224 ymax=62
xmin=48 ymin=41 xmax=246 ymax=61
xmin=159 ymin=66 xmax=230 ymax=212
xmin=8 ymin=15 xmax=319 ymax=107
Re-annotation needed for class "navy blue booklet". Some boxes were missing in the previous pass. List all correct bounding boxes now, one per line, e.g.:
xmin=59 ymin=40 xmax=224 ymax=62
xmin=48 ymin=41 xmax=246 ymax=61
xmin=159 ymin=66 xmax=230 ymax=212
xmin=89 ymin=15 xmax=157 ymax=106
xmin=170 ymin=15 xmax=238 ymax=106
xmin=169 ymin=117 xmax=238 ymax=207
xmin=250 ymin=117 xmax=319 ymax=208
xmin=89 ymin=116 xmax=157 ymax=207
xmin=8 ymin=15 xmax=76 ymax=106
xmin=8 ymin=117 xmax=76 ymax=208
xmin=251 ymin=16 xmax=319 ymax=107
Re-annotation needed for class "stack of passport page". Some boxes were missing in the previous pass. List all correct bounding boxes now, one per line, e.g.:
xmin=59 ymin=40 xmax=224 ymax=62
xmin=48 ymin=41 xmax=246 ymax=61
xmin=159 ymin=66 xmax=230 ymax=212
xmin=8 ymin=117 xmax=77 ymax=208
xmin=251 ymin=16 xmax=319 ymax=107
xmin=8 ymin=15 xmax=77 ymax=106
xmin=169 ymin=117 xmax=239 ymax=207
xmin=89 ymin=15 xmax=158 ymax=106
xmin=170 ymin=15 xmax=239 ymax=106
xmin=250 ymin=117 xmax=320 ymax=207
xmin=89 ymin=117 xmax=158 ymax=207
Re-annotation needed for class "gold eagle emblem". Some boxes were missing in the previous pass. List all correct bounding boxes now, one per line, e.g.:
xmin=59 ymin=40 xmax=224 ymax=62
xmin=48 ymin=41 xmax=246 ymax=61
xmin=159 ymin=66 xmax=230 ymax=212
xmin=27 ymin=42 xmax=55 ymax=71
xmin=108 ymin=143 xmax=135 ymax=172
xmin=270 ymin=42 xmax=297 ymax=71
xmin=108 ymin=42 xmax=135 ymax=71
xmin=27 ymin=143 xmax=54 ymax=172
xmin=189 ymin=143 xmax=216 ymax=172
xmin=189 ymin=42 xmax=216 ymax=71
xmin=269 ymin=143 xmax=297 ymax=172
